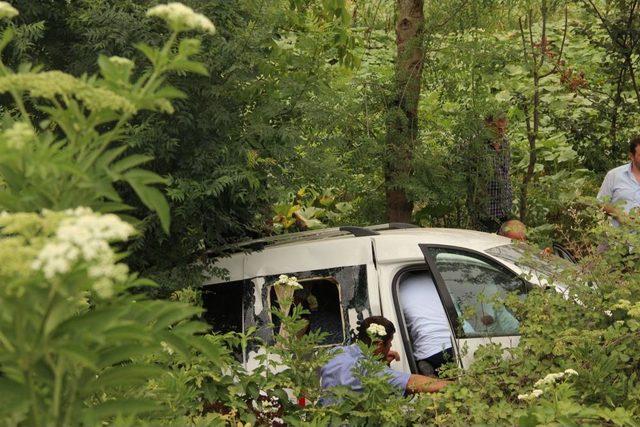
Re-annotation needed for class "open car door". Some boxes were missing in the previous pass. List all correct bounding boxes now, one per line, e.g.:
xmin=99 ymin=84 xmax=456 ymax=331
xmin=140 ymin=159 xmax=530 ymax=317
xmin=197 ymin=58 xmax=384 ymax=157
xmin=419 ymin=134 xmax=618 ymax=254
xmin=419 ymin=244 xmax=528 ymax=369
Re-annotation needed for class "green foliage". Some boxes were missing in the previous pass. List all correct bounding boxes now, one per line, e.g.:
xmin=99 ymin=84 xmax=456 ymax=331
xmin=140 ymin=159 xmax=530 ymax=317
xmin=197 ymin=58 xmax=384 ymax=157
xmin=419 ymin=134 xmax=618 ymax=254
xmin=0 ymin=7 xmax=217 ymax=233
xmin=272 ymin=186 xmax=353 ymax=233
xmin=0 ymin=209 xmax=217 ymax=426
xmin=4 ymin=0 xmax=640 ymax=424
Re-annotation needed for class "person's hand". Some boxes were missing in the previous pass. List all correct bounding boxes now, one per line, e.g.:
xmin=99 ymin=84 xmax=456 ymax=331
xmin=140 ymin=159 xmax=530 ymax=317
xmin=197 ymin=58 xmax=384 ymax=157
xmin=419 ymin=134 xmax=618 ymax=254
xmin=386 ymin=349 xmax=400 ymax=366
xmin=481 ymin=315 xmax=495 ymax=326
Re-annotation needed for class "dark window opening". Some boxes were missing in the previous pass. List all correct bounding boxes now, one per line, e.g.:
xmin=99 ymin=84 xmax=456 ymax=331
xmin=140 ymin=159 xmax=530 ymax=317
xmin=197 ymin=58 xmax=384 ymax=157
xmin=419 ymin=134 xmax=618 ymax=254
xmin=269 ymin=278 xmax=344 ymax=345
xmin=202 ymin=281 xmax=244 ymax=334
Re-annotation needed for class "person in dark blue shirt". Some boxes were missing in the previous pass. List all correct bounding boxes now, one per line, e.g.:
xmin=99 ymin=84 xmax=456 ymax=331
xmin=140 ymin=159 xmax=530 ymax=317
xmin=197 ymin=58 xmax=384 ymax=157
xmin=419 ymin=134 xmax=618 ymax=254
xmin=319 ymin=316 xmax=450 ymax=402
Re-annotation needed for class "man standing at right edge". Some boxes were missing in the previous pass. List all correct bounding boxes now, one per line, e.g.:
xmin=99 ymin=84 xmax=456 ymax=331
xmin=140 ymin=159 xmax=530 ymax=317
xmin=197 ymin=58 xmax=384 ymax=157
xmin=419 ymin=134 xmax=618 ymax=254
xmin=597 ymin=137 xmax=640 ymax=226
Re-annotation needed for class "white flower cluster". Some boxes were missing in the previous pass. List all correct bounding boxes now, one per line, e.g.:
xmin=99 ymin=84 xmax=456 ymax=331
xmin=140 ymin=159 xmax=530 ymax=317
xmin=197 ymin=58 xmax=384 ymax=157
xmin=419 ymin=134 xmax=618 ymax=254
xmin=251 ymin=390 xmax=280 ymax=415
xmin=160 ymin=341 xmax=175 ymax=356
xmin=0 ymin=2 xmax=18 ymax=20
xmin=517 ymin=389 xmax=543 ymax=401
xmin=274 ymin=274 xmax=302 ymax=289
xmin=3 ymin=122 xmax=34 ymax=149
xmin=518 ymin=368 xmax=578 ymax=401
xmin=146 ymin=2 xmax=215 ymax=33
xmin=31 ymin=208 xmax=135 ymax=298
xmin=533 ymin=368 xmax=578 ymax=388
xmin=366 ymin=323 xmax=387 ymax=338
xmin=108 ymin=56 xmax=134 ymax=68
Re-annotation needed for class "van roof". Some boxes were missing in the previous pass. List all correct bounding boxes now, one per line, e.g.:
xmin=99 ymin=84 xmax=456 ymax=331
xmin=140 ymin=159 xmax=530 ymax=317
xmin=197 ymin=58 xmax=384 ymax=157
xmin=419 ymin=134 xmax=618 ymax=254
xmin=205 ymin=224 xmax=513 ymax=284
xmin=219 ymin=223 xmax=421 ymax=251
xmin=219 ymin=223 xmax=509 ymax=251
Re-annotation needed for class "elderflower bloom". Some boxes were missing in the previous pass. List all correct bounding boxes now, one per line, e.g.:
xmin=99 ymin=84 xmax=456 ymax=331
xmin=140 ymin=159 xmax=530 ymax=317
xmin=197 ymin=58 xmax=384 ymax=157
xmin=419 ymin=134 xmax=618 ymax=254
xmin=0 ymin=72 xmax=137 ymax=114
xmin=31 ymin=208 xmax=135 ymax=298
xmin=0 ymin=1 xmax=18 ymax=19
xmin=160 ymin=341 xmax=175 ymax=355
xmin=534 ymin=372 xmax=565 ymax=388
xmin=517 ymin=389 xmax=543 ymax=401
xmin=92 ymin=278 xmax=114 ymax=299
xmin=366 ymin=323 xmax=387 ymax=338
xmin=275 ymin=274 xmax=302 ymax=289
xmin=108 ymin=56 xmax=134 ymax=68
xmin=3 ymin=122 xmax=35 ymax=149
xmin=146 ymin=2 xmax=215 ymax=33
xmin=564 ymin=368 xmax=578 ymax=376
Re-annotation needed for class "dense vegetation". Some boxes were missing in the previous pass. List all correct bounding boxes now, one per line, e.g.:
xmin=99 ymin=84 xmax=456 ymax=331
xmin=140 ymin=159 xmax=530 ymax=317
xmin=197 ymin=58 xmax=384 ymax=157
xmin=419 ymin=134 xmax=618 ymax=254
xmin=1 ymin=0 xmax=640 ymax=425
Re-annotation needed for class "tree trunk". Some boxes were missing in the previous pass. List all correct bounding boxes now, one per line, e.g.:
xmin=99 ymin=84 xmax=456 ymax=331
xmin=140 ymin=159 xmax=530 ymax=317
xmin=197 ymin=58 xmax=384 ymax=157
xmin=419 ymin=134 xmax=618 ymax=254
xmin=384 ymin=0 xmax=425 ymax=223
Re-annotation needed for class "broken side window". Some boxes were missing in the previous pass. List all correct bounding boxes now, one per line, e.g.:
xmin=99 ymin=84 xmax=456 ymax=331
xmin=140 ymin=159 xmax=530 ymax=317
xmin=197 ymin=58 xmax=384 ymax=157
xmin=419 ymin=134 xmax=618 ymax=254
xmin=202 ymin=281 xmax=245 ymax=334
xmin=269 ymin=277 xmax=344 ymax=345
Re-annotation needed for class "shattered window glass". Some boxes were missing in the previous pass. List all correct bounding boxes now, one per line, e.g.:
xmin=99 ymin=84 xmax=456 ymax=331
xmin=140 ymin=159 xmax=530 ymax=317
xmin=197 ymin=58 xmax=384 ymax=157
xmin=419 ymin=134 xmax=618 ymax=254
xmin=269 ymin=277 xmax=345 ymax=345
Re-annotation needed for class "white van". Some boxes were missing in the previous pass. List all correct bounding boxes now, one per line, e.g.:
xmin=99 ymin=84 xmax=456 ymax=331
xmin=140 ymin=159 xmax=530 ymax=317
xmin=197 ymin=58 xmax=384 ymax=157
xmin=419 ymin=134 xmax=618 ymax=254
xmin=202 ymin=223 xmax=557 ymax=374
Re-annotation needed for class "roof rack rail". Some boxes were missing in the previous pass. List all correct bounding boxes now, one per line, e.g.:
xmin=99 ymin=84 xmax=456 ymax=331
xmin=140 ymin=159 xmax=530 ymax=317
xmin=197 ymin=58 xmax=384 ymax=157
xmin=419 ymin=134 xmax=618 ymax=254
xmin=210 ymin=222 xmax=420 ymax=254
xmin=388 ymin=222 xmax=419 ymax=229
xmin=338 ymin=226 xmax=379 ymax=237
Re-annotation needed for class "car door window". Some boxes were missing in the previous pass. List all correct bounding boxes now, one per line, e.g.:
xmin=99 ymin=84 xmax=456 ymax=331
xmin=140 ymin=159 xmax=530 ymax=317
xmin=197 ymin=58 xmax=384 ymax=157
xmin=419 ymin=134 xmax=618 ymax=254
xmin=428 ymin=248 xmax=526 ymax=337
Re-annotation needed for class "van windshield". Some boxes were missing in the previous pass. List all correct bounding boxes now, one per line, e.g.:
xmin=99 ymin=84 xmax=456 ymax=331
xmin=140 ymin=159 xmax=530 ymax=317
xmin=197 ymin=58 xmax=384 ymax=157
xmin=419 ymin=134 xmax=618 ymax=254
xmin=486 ymin=243 xmax=572 ymax=280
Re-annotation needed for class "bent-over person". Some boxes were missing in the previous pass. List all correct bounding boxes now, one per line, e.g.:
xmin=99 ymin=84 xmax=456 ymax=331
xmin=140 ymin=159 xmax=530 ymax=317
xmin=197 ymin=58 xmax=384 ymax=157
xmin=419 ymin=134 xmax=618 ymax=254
xmin=319 ymin=316 xmax=450 ymax=403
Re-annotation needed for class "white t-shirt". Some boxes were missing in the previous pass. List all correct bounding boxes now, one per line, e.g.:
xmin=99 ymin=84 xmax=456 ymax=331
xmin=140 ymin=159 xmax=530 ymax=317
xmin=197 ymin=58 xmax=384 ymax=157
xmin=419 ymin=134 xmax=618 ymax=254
xmin=399 ymin=272 xmax=453 ymax=360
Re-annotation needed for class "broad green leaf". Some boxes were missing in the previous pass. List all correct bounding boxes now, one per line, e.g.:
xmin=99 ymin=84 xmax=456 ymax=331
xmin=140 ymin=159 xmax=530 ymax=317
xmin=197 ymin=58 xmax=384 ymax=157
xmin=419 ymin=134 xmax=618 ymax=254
xmin=97 ymin=202 xmax=134 ymax=213
xmin=134 ymin=42 xmax=159 ymax=66
xmin=128 ymin=181 xmax=170 ymax=233
xmin=153 ymin=85 xmax=187 ymax=100
xmin=124 ymin=168 xmax=167 ymax=185
xmin=95 ymin=145 xmax=128 ymax=170
xmin=157 ymin=331 xmax=192 ymax=360
xmin=57 ymin=345 xmax=98 ymax=370
xmin=84 ymin=364 xmax=165 ymax=391
xmin=0 ymin=378 xmax=28 ymax=415
xmin=111 ymin=155 xmax=154 ymax=174
xmin=87 ymin=399 xmax=159 ymax=419
xmin=0 ymin=27 xmax=14 ymax=53
xmin=98 ymin=344 xmax=157 ymax=367
xmin=152 ymin=304 xmax=202 ymax=330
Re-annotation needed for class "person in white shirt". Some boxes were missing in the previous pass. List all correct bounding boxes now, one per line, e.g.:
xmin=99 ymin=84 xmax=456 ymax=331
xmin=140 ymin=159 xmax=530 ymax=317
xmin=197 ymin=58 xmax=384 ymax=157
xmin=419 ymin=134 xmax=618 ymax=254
xmin=597 ymin=137 xmax=640 ymax=226
xmin=399 ymin=271 xmax=456 ymax=377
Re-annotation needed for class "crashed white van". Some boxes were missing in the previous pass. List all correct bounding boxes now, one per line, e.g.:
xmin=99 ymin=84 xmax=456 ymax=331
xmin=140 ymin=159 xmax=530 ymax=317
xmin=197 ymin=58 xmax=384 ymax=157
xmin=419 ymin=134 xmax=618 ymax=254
xmin=202 ymin=223 xmax=558 ymax=374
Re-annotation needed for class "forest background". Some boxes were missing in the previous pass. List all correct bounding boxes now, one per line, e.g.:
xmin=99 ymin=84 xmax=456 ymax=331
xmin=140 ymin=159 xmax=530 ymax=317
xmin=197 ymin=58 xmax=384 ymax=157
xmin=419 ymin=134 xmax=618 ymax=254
xmin=2 ymin=0 xmax=640 ymax=425
xmin=9 ymin=0 xmax=638 ymax=291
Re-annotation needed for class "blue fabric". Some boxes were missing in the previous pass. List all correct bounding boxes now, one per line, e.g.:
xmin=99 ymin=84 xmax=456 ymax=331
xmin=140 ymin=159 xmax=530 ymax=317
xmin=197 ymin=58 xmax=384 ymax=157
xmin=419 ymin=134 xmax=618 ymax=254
xmin=320 ymin=345 xmax=411 ymax=397
xmin=598 ymin=163 xmax=640 ymax=222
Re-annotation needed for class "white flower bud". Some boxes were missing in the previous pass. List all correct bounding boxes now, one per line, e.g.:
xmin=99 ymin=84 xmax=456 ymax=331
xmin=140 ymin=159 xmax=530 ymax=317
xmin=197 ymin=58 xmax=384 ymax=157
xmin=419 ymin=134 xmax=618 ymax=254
xmin=0 ymin=1 xmax=18 ymax=19
xmin=147 ymin=2 xmax=215 ymax=33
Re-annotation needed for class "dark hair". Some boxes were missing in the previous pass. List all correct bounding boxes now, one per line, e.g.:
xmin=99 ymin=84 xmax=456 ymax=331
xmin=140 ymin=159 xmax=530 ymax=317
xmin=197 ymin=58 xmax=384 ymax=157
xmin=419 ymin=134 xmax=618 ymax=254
xmin=630 ymin=136 xmax=640 ymax=155
xmin=356 ymin=316 xmax=395 ymax=346
xmin=484 ymin=112 xmax=506 ymax=124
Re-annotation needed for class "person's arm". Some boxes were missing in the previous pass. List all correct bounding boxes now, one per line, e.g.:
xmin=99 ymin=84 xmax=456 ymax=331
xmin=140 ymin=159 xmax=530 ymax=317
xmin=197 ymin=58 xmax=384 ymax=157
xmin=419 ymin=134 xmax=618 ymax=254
xmin=406 ymin=374 xmax=451 ymax=394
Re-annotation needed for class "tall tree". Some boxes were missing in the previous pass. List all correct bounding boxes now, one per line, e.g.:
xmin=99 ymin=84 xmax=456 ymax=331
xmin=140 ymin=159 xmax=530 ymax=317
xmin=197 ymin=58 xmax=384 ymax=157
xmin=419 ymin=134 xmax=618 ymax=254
xmin=385 ymin=0 xmax=425 ymax=222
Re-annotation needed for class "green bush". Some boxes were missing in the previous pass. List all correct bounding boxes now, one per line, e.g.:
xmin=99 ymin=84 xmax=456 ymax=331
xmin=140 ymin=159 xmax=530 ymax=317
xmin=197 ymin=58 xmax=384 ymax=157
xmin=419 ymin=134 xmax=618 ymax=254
xmin=2 ymin=2 xmax=640 ymax=426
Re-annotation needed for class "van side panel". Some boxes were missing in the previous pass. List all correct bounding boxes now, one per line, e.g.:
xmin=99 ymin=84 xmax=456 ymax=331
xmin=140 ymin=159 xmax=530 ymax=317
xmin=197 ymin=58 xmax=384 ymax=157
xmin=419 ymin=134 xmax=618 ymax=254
xmin=244 ymin=239 xmax=372 ymax=278
xmin=203 ymin=252 xmax=245 ymax=285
